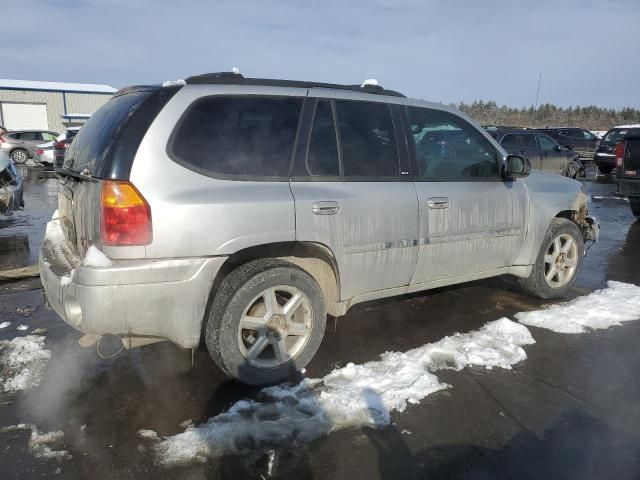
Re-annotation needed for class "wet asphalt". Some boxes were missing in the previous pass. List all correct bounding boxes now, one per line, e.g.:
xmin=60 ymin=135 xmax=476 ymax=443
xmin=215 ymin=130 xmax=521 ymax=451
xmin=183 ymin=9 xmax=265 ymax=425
xmin=0 ymin=167 xmax=639 ymax=479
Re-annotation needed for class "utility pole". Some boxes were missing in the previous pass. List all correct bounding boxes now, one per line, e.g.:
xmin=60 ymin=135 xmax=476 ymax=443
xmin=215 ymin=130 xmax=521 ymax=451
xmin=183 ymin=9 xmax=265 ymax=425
xmin=534 ymin=73 xmax=542 ymax=111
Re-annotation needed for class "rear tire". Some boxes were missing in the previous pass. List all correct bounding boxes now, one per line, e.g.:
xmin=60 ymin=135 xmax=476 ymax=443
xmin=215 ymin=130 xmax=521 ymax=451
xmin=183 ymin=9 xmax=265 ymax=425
xmin=598 ymin=165 xmax=614 ymax=174
xmin=10 ymin=149 xmax=28 ymax=164
xmin=518 ymin=218 xmax=584 ymax=299
xmin=205 ymin=259 xmax=327 ymax=386
xmin=630 ymin=197 xmax=640 ymax=219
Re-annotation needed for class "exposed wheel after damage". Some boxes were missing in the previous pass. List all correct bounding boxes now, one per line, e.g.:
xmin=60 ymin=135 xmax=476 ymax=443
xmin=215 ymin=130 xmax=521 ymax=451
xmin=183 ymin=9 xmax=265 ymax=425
xmin=205 ymin=259 xmax=327 ymax=385
xmin=518 ymin=218 xmax=584 ymax=299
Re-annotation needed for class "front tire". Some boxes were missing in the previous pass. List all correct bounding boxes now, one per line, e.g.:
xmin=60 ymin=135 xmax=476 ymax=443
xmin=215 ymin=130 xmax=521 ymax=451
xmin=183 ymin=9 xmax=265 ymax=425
xmin=518 ymin=218 xmax=584 ymax=299
xmin=10 ymin=149 xmax=28 ymax=164
xmin=205 ymin=259 xmax=327 ymax=386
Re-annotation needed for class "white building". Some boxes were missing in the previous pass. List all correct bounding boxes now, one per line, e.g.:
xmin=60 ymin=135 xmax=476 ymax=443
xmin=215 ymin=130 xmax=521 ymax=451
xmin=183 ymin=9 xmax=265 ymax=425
xmin=0 ymin=79 xmax=117 ymax=134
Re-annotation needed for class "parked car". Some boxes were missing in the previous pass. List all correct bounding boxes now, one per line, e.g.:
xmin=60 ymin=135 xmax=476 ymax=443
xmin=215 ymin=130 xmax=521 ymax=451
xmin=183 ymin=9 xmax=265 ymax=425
xmin=40 ymin=73 xmax=599 ymax=385
xmin=53 ymin=127 xmax=82 ymax=169
xmin=0 ymin=151 xmax=24 ymax=214
xmin=486 ymin=127 xmax=583 ymax=177
xmin=594 ymin=124 xmax=640 ymax=174
xmin=34 ymin=141 xmax=55 ymax=166
xmin=0 ymin=130 xmax=59 ymax=163
xmin=615 ymin=134 xmax=640 ymax=219
xmin=538 ymin=127 xmax=599 ymax=159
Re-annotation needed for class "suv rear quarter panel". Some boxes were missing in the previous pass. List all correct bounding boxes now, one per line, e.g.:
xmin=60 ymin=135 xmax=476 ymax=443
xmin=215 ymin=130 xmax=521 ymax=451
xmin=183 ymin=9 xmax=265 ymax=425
xmin=127 ymin=85 xmax=306 ymax=259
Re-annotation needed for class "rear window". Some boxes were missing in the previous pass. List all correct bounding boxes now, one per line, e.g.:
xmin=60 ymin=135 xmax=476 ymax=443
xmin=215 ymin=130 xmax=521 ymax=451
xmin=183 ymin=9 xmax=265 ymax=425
xmin=604 ymin=128 xmax=640 ymax=143
xmin=64 ymin=91 xmax=150 ymax=174
xmin=170 ymin=96 xmax=303 ymax=179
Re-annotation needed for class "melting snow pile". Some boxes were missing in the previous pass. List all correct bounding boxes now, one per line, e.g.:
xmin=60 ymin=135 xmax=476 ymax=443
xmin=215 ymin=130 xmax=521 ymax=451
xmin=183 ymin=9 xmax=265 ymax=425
xmin=1 ymin=424 xmax=71 ymax=460
xmin=0 ymin=335 xmax=51 ymax=393
xmin=83 ymin=246 xmax=112 ymax=268
xmin=516 ymin=281 xmax=640 ymax=334
xmin=143 ymin=318 xmax=534 ymax=467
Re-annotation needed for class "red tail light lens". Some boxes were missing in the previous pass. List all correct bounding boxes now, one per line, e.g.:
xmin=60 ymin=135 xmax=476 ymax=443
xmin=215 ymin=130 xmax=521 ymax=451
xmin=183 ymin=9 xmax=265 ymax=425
xmin=0 ymin=135 xmax=6 ymax=142
xmin=35 ymin=149 xmax=44 ymax=155
xmin=100 ymin=181 xmax=152 ymax=246
xmin=615 ymin=142 xmax=625 ymax=168
xmin=54 ymin=141 xmax=67 ymax=150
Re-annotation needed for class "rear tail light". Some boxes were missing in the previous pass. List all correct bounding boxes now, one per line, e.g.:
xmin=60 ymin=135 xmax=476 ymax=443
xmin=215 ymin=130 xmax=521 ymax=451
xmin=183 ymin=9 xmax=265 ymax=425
xmin=100 ymin=181 xmax=152 ymax=246
xmin=615 ymin=142 xmax=625 ymax=168
xmin=0 ymin=135 xmax=6 ymax=143
xmin=35 ymin=149 xmax=44 ymax=155
xmin=54 ymin=141 xmax=68 ymax=150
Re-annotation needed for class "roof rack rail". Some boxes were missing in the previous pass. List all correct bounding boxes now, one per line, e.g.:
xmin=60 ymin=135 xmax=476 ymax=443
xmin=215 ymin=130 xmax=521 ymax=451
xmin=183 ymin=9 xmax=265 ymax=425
xmin=184 ymin=72 xmax=406 ymax=97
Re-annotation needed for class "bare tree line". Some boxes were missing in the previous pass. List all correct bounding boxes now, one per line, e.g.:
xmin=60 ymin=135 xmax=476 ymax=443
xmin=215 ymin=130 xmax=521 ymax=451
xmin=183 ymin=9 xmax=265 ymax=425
xmin=455 ymin=100 xmax=640 ymax=131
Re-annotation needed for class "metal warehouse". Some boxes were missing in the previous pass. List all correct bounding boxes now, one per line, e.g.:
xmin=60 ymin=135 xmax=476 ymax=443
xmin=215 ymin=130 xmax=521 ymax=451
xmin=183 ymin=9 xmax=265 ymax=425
xmin=0 ymin=79 xmax=116 ymax=135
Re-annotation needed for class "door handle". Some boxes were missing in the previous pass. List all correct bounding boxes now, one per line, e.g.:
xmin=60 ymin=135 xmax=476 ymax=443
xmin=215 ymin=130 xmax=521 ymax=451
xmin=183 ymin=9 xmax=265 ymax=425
xmin=312 ymin=201 xmax=340 ymax=215
xmin=427 ymin=197 xmax=449 ymax=209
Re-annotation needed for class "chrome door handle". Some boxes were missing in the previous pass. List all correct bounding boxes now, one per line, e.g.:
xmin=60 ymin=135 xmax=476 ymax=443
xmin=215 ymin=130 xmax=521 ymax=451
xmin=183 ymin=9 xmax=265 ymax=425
xmin=312 ymin=201 xmax=340 ymax=215
xmin=427 ymin=197 xmax=449 ymax=209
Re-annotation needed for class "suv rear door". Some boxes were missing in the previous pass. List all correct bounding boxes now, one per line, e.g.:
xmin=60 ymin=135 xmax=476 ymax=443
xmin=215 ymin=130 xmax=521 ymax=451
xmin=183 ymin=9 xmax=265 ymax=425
xmin=404 ymin=106 xmax=528 ymax=285
xmin=290 ymin=96 xmax=419 ymax=300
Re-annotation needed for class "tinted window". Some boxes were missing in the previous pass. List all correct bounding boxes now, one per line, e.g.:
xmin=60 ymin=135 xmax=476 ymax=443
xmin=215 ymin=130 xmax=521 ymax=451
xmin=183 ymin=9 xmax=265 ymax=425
xmin=20 ymin=132 xmax=39 ymax=141
xmin=65 ymin=91 xmax=150 ymax=174
xmin=537 ymin=134 xmax=558 ymax=151
xmin=305 ymin=101 xmax=340 ymax=176
xmin=8 ymin=133 xmax=20 ymax=140
xmin=501 ymin=133 xmax=537 ymax=148
xmin=334 ymin=101 xmax=399 ymax=177
xmin=407 ymin=107 xmax=498 ymax=179
xmin=171 ymin=96 xmax=302 ymax=178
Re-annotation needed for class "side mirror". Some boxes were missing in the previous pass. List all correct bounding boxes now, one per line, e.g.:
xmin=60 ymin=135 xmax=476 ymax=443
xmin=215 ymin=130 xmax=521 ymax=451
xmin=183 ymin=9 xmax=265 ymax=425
xmin=555 ymin=145 xmax=564 ymax=152
xmin=503 ymin=154 xmax=531 ymax=179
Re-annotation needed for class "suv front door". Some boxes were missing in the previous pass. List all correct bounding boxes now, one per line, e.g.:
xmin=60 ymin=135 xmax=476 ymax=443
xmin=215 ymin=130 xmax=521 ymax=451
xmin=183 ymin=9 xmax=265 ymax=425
xmin=536 ymin=133 xmax=567 ymax=175
xmin=500 ymin=133 xmax=542 ymax=170
xmin=404 ymin=107 xmax=528 ymax=285
xmin=290 ymin=97 xmax=419 ymax=301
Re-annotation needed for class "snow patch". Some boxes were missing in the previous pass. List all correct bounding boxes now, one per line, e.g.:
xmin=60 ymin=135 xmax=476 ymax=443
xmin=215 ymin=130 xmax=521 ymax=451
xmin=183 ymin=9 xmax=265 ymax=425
xmin=0 ymin=335 xmax=51 ymax=393
xmin=83 ymin=246 xmax=112 ymax=268
xmin=147 ymin=318 xmax=533 ymax=467
xmin=162 ymin=79 xmax=186 ymax=87
xmin=0 ymin=322 xmax=10 ymax=329
xmin=516 ymin=281 xmax=640 ymax=333
xmin=1 ymin=424 xmax=71 ymax=460
xmin=17 ymin=325 xmax=28 ymax=331
xmin=361 ymin=78 xmax=379 ymax=87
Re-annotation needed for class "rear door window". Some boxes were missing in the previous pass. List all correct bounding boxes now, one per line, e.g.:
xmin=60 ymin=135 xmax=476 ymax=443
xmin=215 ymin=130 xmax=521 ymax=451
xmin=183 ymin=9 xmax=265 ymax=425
xmin=334 ymin=100 xmax=399 ymax=178
xmin=20 ymin=132 xmax=39 ymax=141
xmin=170 ymin=96 xmax=302 ymax=179
xmin=501 ymin=133 xmax=536 ymax=148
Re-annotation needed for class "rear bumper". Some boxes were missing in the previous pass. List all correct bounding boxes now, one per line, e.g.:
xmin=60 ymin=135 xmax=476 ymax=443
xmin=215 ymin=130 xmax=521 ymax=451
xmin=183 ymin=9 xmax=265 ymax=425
xmin=39 ymin=216 xmax=226 ymax=348
xmin=594 ymin=153 xmax=615 ymax=167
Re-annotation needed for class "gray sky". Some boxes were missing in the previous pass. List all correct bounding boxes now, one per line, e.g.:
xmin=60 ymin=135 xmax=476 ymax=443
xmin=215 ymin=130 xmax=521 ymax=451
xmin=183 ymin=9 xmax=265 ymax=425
xmin=4 ymin=0 xmax=639 ymax=108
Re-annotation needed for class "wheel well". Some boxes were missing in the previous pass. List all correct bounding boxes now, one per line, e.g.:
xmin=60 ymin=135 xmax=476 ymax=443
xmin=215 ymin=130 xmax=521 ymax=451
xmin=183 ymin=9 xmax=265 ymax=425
xmin=201 ymin=242 xmax=342 ymax=344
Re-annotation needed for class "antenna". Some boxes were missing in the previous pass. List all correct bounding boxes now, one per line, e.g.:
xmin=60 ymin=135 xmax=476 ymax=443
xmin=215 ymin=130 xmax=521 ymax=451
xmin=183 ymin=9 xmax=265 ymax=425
xmin=534 ymin=73 xmax=542 ymax=110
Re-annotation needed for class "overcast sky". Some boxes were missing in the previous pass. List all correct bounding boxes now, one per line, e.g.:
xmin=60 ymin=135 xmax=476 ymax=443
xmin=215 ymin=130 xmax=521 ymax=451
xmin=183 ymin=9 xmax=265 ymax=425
xmin=4 ymin=0 xmax=639 ymax=108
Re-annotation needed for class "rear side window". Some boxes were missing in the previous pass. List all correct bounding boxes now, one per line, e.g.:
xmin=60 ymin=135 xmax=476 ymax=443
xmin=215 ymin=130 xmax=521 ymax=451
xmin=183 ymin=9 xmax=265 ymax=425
xmin=501 ymin=133 xmax=536 ymax=148
xmin=20 ymin=132 xmax=39 ymax=141
xmin=65 ymin=91 xmax=150 ymax=174
xmin=170 ymin=96 xmax=303 ymax=178
xmin=334 ymin=100 xmax=399 ymax=177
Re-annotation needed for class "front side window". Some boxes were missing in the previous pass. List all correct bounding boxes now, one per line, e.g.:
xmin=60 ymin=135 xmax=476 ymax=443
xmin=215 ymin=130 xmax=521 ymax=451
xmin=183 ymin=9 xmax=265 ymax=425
xmin=537 ymin=134 xmax=558 ymax=151
xmin=407 ymin=107 xmax=498 ymax=179
xmin=581 ymin=130 xmax=595 ymax=140
xmin=334 ymin=100 xmax=399 ymax=177
xmin=171 ymin=96 xmax=302 ymax=178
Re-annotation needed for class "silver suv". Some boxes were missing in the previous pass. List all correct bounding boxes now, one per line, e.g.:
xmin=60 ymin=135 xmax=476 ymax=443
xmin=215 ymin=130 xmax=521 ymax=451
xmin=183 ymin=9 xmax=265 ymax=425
xmin=40 ymin=73 xmax=599 ymax=385
xmin=0 ymin=130 xmax=59 ymax=163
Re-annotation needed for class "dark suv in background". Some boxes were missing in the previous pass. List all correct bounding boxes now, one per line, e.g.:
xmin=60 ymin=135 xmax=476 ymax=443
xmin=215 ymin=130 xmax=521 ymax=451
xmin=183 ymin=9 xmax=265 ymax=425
xmin=486 ymin=127 xmax=582 ymax=177
xmin=538 ymin=128 xmax=598 ymax=159
xmin=595 ymin=125 xmax=640 ymax=174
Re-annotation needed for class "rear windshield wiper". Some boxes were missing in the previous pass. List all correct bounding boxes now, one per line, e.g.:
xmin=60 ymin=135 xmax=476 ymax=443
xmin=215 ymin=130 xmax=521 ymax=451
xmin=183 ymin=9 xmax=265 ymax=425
xmin=54 ymin=166 xmax=98 ymax=183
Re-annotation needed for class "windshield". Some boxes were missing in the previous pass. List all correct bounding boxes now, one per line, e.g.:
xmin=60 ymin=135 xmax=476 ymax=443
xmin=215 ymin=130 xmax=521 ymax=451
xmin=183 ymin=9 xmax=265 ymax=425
xmin=64 ymin=91 xmax=150 ymax=174
xmin=603 ymin=128 xmax=640 ymax=143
